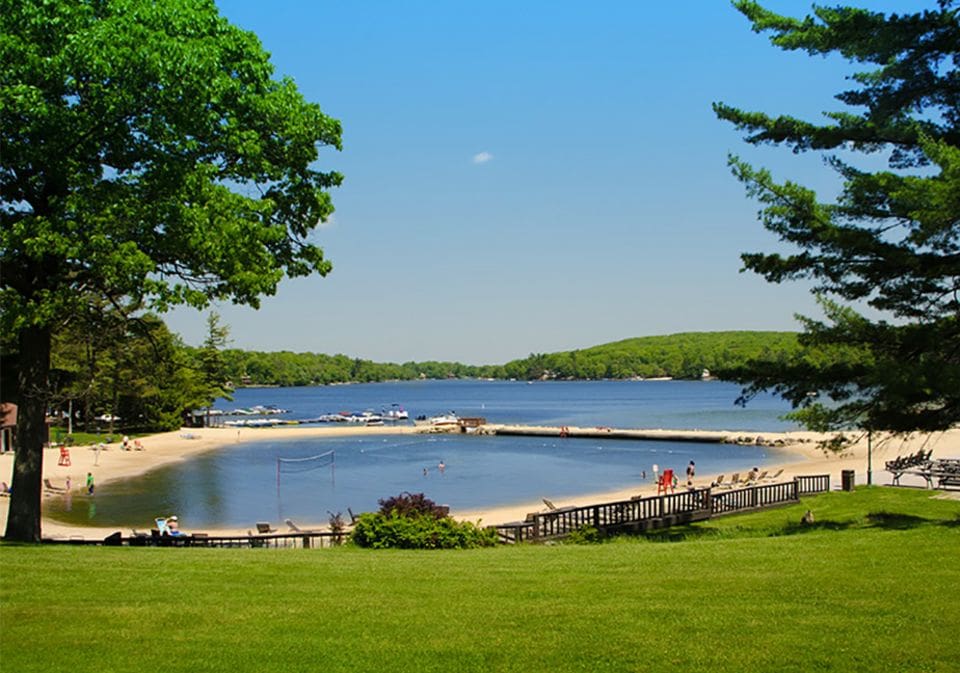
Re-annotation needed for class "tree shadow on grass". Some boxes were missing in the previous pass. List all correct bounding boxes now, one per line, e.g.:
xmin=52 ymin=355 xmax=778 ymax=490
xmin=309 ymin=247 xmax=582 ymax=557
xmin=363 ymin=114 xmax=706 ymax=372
xmin=939 ymin=513 xmax=960 ymax=529
xmin=778 ymin=519 xmax=854 ymax=536
xmin=865 ymin=511 xmax=934 ymax=530
xmin=634 ymin=525 xmax=722 ymax=543
xmin=600 ymin=509 xmax=960 ymax=544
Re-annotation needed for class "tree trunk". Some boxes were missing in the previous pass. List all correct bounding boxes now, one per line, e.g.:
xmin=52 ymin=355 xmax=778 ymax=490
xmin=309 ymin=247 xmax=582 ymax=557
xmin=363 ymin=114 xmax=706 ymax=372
xmin=4 ymin=325 xmax=51 ymax=543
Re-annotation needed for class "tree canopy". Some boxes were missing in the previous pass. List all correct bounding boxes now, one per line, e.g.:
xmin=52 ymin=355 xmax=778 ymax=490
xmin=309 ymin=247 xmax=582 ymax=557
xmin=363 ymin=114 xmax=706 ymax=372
xmin=0 ymin=0 xmax=341 ymax=541
xmin=715 ymin=1 xmax=960 ymax=434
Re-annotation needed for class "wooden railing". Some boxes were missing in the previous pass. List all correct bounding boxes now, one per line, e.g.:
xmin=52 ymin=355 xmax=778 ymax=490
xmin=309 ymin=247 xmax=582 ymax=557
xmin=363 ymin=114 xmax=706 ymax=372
xmin=46 ymin=531 xmax=346 ymax=548
xmin=795 ymin=474 xmax=831 ymax=495
xmin=494 ymin=475 xmax=833 ymax=544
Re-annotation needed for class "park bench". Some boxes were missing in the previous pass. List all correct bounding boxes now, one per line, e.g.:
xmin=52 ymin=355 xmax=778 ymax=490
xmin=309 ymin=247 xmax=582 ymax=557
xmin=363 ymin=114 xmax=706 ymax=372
xmin=885 ymin=450 xmax=933 ymax=485
xmin=920 ymin=459 xmax=960 ymax=490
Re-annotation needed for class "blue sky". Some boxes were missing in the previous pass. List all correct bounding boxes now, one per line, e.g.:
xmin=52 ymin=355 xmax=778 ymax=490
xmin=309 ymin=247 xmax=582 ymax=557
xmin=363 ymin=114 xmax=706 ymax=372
xmin=165 ymin=1 xmax=926 ymax=364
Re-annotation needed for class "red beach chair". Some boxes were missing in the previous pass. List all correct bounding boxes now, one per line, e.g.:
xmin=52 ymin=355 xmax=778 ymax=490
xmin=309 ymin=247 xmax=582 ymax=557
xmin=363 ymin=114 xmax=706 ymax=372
xmin=657 ymin=469 xmax=674 ymax=495
xmin=58 ymin=445 xmax=72 ymax=467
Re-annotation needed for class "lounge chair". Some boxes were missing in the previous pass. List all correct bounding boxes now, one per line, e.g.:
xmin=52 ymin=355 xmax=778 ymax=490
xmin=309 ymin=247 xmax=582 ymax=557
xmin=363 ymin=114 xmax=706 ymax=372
xmin=712 ymin=474 xmax=725 ymax=488
xmin=285 ymin=518 xmax=320 ymax=533
xmin=720 ymin=472 xmax=739 ymax=489
xmin=255 ymin=522 xmax=276 ymax=534
xmin=542 ymin=498 xmax=558 ymax=511
xmin=347 ymin=507 xmax=359 ymax=525
xmin=43 ymin=478 xmax=65 ymax=492
xmin=762 ymin=468 xmax=784 ymax=482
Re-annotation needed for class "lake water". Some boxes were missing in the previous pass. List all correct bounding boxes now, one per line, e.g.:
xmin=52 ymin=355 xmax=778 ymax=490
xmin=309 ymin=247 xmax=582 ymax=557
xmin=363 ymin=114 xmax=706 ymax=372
xmin=46 ymin=380 xmax=801 ymax=529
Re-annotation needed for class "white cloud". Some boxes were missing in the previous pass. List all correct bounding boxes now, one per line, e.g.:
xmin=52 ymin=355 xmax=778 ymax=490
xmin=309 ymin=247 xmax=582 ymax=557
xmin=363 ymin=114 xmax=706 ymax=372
xmin=472 ymin=151 xmax=493 ymax=165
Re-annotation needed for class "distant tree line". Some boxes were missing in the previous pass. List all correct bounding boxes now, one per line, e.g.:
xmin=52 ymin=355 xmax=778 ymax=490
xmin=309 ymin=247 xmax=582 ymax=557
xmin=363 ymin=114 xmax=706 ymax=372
xmin=208 ymin=331 xmax=801 ymax=386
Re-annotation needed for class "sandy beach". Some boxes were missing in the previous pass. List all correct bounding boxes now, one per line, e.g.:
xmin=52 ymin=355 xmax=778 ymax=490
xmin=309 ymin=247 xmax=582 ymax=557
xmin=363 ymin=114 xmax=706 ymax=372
xmin=1 ymin=424 xmax=957 ymax=540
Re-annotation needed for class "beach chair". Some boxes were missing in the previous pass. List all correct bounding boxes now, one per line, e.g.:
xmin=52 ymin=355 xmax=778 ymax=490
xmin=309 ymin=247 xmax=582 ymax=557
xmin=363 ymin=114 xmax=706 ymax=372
xmin=542 ymin=498 xmax=558 ymax=511
xmin=57 ymin=446 xmax=71 ymax=466
xmin=284 ymin=518 xmax=320 ymax=533
xmin=657 ymin=469 xmax=675 ymax=495
xmin=762 ymin=468 xmax=784 ymax=482
xmin=347 ymin=507 xmax=359 ymax=525
xmin=256 ymin=522 xmax=276 ymax=534
xmin=720 ymin=473 xmax=739 ymax=489
xmin=712 ymin=475 xmax=725 ymax=488
xmin=43 ymin=478 xmax=65 ymax=492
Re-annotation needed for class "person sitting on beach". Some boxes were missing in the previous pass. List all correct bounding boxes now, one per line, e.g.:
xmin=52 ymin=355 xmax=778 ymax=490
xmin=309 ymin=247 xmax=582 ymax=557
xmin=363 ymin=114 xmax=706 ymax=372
xmin=166 ymin=516 xmax=183 ymax=536
xmin=133 ymin=439 xmax=144 ymax=451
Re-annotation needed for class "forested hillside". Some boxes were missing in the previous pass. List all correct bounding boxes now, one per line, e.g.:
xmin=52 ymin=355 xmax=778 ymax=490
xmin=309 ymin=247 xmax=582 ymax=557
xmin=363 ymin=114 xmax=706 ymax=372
xmin=213 ymin=331 xmax=800 ymax=386
xmin=500 ymin=331 xmax=800 ymax=380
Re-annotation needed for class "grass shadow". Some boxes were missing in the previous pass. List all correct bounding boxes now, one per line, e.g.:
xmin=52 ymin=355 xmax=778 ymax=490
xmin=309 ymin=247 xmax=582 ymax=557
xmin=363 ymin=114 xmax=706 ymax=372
xmin=778 ymin=519 xmax=855 ymax=536
xmin=942 ymin=514 xmax=960 ymax=529
xmin=866 ymin=511 xmax=933 ymax=530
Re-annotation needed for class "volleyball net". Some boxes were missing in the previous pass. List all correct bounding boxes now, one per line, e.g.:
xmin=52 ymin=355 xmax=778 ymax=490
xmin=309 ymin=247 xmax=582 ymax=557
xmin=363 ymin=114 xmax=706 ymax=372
xmin=276 ymin=450 xmax=335 ymax=489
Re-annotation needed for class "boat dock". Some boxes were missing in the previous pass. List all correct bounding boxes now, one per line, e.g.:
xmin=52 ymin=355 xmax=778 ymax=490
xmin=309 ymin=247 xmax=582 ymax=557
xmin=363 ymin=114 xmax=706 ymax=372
xmin=477 ymin=424 xmax=793 ymax=447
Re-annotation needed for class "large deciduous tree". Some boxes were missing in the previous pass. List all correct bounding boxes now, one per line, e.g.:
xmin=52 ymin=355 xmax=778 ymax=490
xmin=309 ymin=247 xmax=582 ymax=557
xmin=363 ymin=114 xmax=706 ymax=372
xmin=715 ymin=1 xmax=960 ymax=437
xmin=1 ymin=0 xmax=341 ymax=541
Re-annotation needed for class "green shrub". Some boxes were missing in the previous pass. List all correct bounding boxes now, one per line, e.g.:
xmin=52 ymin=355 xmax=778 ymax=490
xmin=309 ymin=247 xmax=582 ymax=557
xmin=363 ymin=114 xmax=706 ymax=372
xmin=564 ymin=525 xmax=602 ymax=544
xmin=350 ymin=493 xmax=498 ymax=549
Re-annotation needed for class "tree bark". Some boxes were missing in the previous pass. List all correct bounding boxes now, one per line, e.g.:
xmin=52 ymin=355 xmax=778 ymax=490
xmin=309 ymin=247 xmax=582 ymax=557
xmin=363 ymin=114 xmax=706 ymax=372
xmin=4 ymin=325 xmax=51 ymax=543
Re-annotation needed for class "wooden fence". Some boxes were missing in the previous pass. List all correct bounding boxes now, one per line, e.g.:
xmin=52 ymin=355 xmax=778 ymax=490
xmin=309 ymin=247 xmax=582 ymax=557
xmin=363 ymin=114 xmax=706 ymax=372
xmin=494 ymin=475 xmax=831 ymax=544
xmin=46 ymin=531 xmax=346 ymax=549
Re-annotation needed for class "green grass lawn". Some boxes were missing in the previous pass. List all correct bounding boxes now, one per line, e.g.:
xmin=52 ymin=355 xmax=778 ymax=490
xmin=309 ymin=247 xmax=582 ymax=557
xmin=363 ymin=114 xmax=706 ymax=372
xmin=2 ymin=488 xmax=958 ymax=673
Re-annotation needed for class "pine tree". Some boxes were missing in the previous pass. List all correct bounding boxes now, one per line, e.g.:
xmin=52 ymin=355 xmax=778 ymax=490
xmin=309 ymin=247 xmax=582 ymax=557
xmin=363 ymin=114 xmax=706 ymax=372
xmin=715 ymin=1 xmax=960 ymax=434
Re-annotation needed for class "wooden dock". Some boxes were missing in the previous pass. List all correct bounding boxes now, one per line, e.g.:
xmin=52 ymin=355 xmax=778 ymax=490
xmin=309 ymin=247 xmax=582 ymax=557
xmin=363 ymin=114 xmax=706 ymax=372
xmin=482 ymin=423 xmax=787 ymax=445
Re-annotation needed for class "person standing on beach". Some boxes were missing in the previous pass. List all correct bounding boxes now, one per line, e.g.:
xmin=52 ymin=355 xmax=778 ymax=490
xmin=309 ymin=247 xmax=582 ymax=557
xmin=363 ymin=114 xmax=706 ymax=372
xmin=86 ymin=472 xmax=94 ymax=495
xmin=652 ymin=464 xmax=659 ymax=483
xmin=686 ymin=461 xmax=696 ymax=480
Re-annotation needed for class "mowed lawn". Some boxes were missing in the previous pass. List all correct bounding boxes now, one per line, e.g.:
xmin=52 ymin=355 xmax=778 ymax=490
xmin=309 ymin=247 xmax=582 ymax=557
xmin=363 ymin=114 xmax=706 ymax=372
xmin=2 ymin=489 xmax=958 ymax=673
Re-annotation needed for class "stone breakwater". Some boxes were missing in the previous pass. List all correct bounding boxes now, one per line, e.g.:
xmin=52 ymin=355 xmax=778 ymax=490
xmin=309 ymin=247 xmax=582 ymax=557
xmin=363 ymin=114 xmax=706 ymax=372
xmin=469 ymin=424 xmax=808 ymax=448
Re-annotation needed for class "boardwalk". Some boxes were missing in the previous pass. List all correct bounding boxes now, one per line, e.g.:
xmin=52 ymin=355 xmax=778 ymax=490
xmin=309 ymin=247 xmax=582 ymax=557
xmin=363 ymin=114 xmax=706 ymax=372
xmin=493 ymin=475 xmax=831 ymax=543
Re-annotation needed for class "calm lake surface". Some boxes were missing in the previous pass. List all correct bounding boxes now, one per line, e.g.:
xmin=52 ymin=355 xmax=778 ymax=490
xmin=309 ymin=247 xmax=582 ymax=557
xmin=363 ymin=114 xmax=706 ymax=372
xmin=47 ymin=380 xmax=801 ymax=529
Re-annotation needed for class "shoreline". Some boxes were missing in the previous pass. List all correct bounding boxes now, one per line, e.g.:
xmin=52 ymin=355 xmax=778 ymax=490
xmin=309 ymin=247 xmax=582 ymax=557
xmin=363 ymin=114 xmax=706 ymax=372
xmin=1 ymin=424 xmax=957 ymax=539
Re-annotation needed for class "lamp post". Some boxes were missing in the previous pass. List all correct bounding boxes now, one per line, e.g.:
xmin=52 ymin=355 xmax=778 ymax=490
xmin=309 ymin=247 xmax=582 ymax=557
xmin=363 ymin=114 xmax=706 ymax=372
xmin=867 ymin=429 xmax=873 ymax=486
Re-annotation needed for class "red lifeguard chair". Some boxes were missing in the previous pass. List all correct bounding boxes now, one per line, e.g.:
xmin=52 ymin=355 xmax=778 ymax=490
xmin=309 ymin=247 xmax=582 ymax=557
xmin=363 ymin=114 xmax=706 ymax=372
xmin=57 ymin=445 xmax=71 ymax=467
xmin=657 ymin=468 xmax=675 ymax=495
